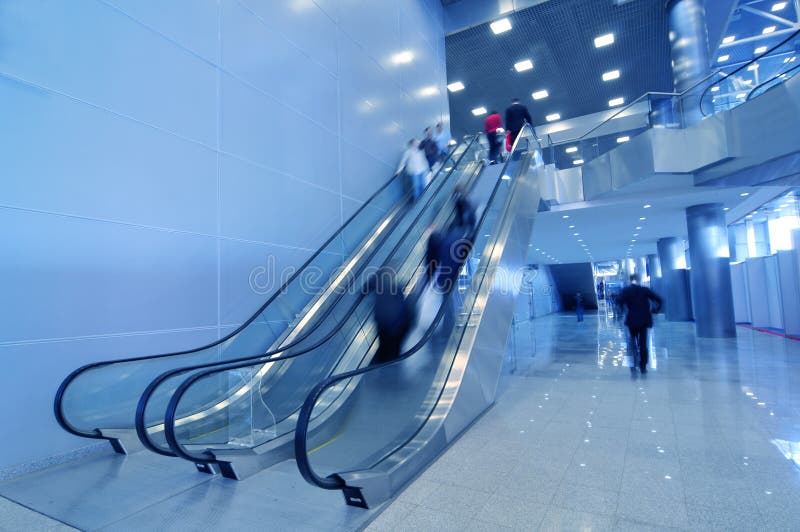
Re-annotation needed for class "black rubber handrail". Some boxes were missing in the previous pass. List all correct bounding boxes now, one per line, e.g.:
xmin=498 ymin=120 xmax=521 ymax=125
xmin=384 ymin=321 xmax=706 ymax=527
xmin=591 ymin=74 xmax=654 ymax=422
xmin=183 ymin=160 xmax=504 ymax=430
xmin=747 ymin=61 xmax=800 ymax=101
xmin=158 ymin=139 xmax=485 ymax=462
xmin=700 ymin=28 xmax=800 ymax=117
xmin=294 ymin=125 xmax=535 ymax=490
xmin=54 ymin=142 xmax=462 ymax=441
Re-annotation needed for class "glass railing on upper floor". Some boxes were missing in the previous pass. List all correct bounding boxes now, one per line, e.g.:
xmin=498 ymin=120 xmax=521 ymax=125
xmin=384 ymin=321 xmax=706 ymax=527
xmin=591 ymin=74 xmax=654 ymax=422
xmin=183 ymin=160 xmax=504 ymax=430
xmin=543 ymin=28 xmax=799 ymax=173
xmin=700 ymin=29 xmax=800 ymax=116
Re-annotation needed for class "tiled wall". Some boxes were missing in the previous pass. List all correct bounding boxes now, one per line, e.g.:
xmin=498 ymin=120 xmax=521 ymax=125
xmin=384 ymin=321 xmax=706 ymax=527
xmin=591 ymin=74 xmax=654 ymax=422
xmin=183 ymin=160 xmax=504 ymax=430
xmin=0 ymin=0 xmax=449 ymax=472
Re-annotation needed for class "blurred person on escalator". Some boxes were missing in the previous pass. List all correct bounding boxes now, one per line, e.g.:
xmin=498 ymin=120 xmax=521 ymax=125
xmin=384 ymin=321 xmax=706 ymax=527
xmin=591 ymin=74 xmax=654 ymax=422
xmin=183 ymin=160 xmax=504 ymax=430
xmin=484 ymin=110 xmax=504 ymax=165
xmin=426 ymin=190 xmax=476 ymax=332
xmin=365 ymin=268 xmax=416 ymax=365
xmin=419 ymin=126 xmax=440 ymax=170
xmin=505 ymin=97 xmax=533 ymax=147
xmin=396 ymin=138 xmax=429 ymax=201
xmin=434 ymin=122 xmax=451 ymax=162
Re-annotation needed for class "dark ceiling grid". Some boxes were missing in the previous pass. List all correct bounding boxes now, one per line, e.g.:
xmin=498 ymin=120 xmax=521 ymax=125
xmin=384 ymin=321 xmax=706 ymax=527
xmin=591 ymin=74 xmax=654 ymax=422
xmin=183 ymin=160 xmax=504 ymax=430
xmin=445 ymin=0 xmax=673 ymax=137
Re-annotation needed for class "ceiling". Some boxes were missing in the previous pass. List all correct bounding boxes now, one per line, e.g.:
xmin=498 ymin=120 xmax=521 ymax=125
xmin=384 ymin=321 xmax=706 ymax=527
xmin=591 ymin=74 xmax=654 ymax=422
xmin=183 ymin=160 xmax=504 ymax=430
xmin=528 ymin=181 xmax=788 ymax=265
xmin=444 ymin=0 xmax=673 ymax=137
xmin=717 ymin=0 xmax=800 ymax=68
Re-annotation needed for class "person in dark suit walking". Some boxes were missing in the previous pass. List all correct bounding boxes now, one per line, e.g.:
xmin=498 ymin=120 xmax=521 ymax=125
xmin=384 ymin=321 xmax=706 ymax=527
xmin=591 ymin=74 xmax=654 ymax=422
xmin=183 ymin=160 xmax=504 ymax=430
xmin=617 ymin=274 xmax=663 ymax=375
xmin=504 ymin=98 xmax=533 ymax=146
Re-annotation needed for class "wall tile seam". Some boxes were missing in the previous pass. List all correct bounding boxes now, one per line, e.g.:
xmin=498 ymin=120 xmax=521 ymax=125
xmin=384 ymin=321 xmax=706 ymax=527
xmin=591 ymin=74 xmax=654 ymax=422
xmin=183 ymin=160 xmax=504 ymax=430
xmin=340 ymin=136 xmax=399 ymax=171
xmin=0 ymin=204 xmax=340 ymax=255
xmin=0 ymin=324 xmax=221 ymax=349
xmin=99 ymin=0 xmax=338 ymax=81
xmin=335 ymin=16 xmax=424 ymax=101
xmin=2 ymin=68 xmax=400 ymax=195
xmin=100 ymin=0 xmax=341 ymax=100
xmin=233 ymin=0 xmax=339 ymax=79
xmin=0 ymin=63 xmax=344 ymax=167
xmin=0 ymin=75 xmax=347 ymax=200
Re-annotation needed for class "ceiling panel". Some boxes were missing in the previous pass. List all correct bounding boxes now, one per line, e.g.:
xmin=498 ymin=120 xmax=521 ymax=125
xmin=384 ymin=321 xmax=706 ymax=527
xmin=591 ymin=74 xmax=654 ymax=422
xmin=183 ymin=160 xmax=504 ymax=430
xmin=445 ymin=0 xmax=673 ymax=137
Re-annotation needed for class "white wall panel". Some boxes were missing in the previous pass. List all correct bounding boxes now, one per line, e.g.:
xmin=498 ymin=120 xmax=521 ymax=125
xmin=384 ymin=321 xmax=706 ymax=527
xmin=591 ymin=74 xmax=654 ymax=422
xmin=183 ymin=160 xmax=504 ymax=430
xmin=0 ymin=0 xmax=449 ymax=473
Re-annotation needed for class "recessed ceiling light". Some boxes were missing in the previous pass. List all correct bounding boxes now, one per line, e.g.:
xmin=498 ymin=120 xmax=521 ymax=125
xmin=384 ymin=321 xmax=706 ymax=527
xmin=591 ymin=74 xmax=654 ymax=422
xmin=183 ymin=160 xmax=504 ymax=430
xmin=562 ymin=215 xmax=570 ymax=219
xmin=643 ymin=204 xmax=652 ymax=208
xmin=740 ymin=192 xmax=750 ymax=197
xmin=565 ymin=146 xmax=578 ymax=154
xmin=635 ymin=226 xmax=642 ymax=230
xmin=515 ymin=59 xmax=533 ymax=72
xmin=773 ymin=2 xmax=787 ymax=11
xmin=602 ymin=69 xmax=620 ymax=81
xmin=711 ymin=86 xmax=720 ymax=92
xmin=532 ymin=89 xmax=549 ymax=100
xmin=609 ymin=97 xmax=624 ymax=107
xmin=594 ymin=33 xmax=614 ymax=48
xmin=546 ymin=113 xmax=561 ymax=122
xmin=573 ymin=233 xmax=580 ymax=236
xmin=578 ymin=239 xmax=583 ymax=242
xmin=418 ymin=86 xmax=438 ymax=97
xmin=748 ymin=63 xmax=759 ymax=71
xmin=723 ymin=207 xmax=730 ymax=211
xmin=573 ymin=159 xmax=584 ymax=165
xmin=722 ymin=35 xmax=736 ymax=44
xmin=736 ymin=92 xmax=747 ymax=99
xmin=763 ymin=26 xmax=776 ymax=35
xmin=755 ymin=46 xmax=768 ymax=54
xmin=569 ymin=225 xmax=576 ymax=229
xmin=718 ymin=55 xmax=730 ymax=62
xmin=471 ymin=107 xmax=487 ymax=116
xmin=392 ymin=50 xmax=414 ymax=64
xmin=640 ymin=217 xmax=646 ymax=221
xmin=633 ymin=233 xmax=639 ymax=237
xmin=447 ymin=81 xmax=465 ymax=92
xmin=490 ymin=18 xmax=512 ymax=34
xmin=617 ymin=136 xmax=630 ymax=143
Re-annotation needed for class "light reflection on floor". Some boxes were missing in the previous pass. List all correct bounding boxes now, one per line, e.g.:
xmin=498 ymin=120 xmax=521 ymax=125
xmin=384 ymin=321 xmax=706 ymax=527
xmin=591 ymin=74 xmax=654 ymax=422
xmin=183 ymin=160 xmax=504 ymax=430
xmin=370 ymin=311 xmax=800 ymax=531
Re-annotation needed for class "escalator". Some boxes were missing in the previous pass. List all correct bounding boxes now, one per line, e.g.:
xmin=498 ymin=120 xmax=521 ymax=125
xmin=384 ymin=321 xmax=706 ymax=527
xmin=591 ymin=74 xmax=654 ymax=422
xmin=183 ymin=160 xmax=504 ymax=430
xmin=54 ymin=138 xmax=475 ymax=457
xmin=148 ymin=138 xmax=491 ymax=478
xmin=294 ymin=125 xmax=544 ymax=508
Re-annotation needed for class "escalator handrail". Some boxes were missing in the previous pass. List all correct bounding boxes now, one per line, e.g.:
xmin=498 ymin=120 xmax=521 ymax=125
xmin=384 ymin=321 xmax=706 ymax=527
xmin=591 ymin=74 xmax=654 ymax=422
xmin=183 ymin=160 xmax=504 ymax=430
xmin=54 ymin=142 xmax=462 ymax=440
xmin=700 ymin=28 xmax=800 ymax=116
xmin=294 ymin=125 xmax=537 ymax=490
xmin=747 ymin=61 xmax=800 ymax=101
xmin=157 ymin=137 xmax=484 ymax=462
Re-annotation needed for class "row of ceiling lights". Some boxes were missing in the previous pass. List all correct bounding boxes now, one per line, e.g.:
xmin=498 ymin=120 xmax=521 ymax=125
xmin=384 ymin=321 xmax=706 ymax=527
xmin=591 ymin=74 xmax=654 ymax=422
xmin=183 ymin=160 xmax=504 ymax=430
xmin=448 ymin=17 xmax=625 ymax=122
xmin=626 ymin=205 xmax=651 ymax=257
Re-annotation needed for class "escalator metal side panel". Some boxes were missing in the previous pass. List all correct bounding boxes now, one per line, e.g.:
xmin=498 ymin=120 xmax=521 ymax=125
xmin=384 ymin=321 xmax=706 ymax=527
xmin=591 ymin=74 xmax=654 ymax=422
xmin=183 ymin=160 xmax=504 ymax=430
xmin=338 ymin=151 xmax=543 ymax=507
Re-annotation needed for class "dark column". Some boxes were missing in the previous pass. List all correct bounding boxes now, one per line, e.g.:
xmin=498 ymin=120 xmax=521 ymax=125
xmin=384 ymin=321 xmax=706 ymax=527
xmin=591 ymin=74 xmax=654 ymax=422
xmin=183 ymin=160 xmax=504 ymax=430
xmin=657 ymin=237 xmax=693 ymax=321
xmin=647 ymin=254 xmax=662 ymax=293
xmin=686 ymin=203 xmax=736 ymax=338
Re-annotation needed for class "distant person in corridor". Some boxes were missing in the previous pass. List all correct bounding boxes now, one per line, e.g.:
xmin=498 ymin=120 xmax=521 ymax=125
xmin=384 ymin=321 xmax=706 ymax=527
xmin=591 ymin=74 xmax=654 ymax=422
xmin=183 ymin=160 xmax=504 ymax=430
xmin=484 ymin=110 xmax=503 ymax=165
xmin=396 ymin=138 xmax=429 ymax=200
xmin=617 ymin=274 xmax=663 ymax=375
xmin=575 ymin=292 xmax=584 ymax=322
xmin=505 ymin=97 xmax=532 ymax=146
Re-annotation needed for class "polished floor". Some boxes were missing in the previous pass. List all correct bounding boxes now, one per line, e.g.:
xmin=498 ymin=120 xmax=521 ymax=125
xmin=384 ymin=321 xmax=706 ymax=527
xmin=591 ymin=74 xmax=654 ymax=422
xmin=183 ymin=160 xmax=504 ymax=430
xmin=367 ymin=309 xmax=800 ymax=531
xmin=3 ymin=309 xmax=800 ymax=531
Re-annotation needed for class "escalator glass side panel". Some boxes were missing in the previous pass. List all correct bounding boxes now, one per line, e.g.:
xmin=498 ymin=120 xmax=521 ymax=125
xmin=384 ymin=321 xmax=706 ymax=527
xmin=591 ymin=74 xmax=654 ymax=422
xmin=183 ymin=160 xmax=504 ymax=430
xmin=56 ymin=149 xmax=434 ymax=439
xmin=162 ymin=141 xmax=487 ymax=461
xmin=294 ymin=126 xmax=540 ymax=492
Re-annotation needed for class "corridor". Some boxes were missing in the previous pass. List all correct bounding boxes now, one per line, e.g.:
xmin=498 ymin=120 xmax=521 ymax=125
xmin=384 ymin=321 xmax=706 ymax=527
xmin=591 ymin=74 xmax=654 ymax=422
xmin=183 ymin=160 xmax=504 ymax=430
xmin=368 ymin=311 xmax=800 ymax=531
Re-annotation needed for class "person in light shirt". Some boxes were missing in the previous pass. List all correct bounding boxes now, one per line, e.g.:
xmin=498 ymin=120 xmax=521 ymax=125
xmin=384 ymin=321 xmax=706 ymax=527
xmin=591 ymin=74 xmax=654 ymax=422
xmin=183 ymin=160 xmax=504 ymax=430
xmin=396 ymin=138 xmax=429 ymax=200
